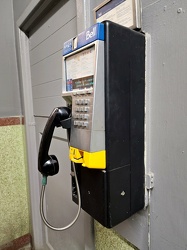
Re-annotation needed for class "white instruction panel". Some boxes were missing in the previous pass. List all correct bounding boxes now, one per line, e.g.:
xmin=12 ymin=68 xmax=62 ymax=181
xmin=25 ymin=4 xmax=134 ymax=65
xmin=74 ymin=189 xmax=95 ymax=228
xmin=94 ymin=0 xmax=141 ymax=29
xmin=65 ymin=46 xmax=95 ymax=91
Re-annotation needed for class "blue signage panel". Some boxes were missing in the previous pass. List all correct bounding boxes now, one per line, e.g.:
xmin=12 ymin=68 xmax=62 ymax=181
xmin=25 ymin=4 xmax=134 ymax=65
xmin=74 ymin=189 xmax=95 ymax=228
xmin=63 ymin=23 xmax=104 ymax=56
xmin=77 ymin=23 xmax=104 ymax=49
xmin=63 ymin=38 xmax=74 ymax=56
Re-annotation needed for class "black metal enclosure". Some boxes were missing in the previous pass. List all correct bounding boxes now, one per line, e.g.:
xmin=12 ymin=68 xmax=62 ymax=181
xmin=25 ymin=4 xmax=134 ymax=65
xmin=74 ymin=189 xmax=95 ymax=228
xmin=72 ymin=21 xmax=145 ymax=228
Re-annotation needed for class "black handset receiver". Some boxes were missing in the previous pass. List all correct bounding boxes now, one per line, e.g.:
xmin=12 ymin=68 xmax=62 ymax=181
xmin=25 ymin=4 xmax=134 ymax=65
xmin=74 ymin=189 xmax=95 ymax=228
xmin=38 ymin=107 xmax=71 ymax=176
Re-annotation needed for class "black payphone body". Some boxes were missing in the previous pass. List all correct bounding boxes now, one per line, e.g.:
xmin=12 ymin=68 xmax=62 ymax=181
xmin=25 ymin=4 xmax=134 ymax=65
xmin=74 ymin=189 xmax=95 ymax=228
xmin=61 ymin=21 xmax=145 ymax=228
xmin=38 ymin=20 xmax=145 ymax=229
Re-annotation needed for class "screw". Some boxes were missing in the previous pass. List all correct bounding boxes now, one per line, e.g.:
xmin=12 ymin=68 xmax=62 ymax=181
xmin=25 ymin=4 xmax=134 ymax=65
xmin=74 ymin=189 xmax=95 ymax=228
xmin=121 ymin=191 xmax=126 ymax=196
xmin=177 ymin=8 xmax=182 ymax=13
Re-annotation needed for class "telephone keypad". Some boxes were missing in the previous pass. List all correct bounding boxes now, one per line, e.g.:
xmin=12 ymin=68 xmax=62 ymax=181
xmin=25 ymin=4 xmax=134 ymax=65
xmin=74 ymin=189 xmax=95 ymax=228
xmin=73 ymin=92 xmax=93 ymax=129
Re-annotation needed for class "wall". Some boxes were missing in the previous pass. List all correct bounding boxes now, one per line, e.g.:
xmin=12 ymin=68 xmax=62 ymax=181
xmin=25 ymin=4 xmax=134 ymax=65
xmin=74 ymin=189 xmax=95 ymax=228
xmin=13 ymin=0 xmax=32 ymax=23
xmin=142 ymin=1 xmax=187 ymax=249
xmin=0 ymin=0 xmax=31 ymax=248
xmin=0 ymin=0 xmax=21 ymax=117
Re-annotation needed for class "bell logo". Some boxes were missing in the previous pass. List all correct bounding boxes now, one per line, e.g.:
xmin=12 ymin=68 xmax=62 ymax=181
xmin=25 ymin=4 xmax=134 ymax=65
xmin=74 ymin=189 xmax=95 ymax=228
xmin=86 ymin=27 xmax=96 ymax=40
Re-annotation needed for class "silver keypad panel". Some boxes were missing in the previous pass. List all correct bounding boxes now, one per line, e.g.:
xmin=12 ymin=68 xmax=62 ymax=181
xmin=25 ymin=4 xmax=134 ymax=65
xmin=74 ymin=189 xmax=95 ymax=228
xmin=72 ymin=89 xmax=93 ymax=130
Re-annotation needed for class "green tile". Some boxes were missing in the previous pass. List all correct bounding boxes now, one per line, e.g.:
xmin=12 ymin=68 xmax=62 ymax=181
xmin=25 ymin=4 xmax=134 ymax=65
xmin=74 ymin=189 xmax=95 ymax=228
xmin=95 ymin=221 xmax=137 ymax=250
xmin=0 ymin=125 xmax=30 ymax=245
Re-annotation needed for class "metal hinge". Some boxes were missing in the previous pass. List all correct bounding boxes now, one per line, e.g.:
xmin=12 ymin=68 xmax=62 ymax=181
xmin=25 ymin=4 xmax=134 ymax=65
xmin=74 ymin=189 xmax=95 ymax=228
xmin=146 ymin=172 xmax=154 ymax=190
xmin=144 ymin=172 xmax=154 ymax=207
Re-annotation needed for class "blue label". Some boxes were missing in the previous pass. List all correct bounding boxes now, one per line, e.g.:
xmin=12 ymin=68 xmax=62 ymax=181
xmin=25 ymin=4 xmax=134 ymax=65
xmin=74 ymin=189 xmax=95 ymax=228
xmin=77 ymin=23 xmax=104 ymax=49
xmin=63 ymin=23 xmax=104 ymax=55
xmin=63 ymin=38 xmax=73 ymax=55
xmin=66 ymin=79 xmax=73 ymax=91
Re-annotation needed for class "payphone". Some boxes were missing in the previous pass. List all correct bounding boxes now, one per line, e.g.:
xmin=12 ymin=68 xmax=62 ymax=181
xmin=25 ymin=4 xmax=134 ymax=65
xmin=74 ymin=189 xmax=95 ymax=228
xmin=38 ymin=20 xmax=145 ymax=229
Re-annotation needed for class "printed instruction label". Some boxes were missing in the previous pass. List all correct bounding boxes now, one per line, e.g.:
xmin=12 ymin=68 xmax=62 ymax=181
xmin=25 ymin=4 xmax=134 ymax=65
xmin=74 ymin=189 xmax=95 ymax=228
xmin=95 ymin=0 xmax=136 ymax=29
xmin=66 ymin=46 xmax=95 ymax=91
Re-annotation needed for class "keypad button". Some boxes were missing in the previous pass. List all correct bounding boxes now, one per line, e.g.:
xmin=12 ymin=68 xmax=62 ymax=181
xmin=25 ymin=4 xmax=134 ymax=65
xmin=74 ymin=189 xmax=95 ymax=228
xmin=74 ymin=119 xmax=89 ymax=128
xmin=83 ymin=114 xmax=89 ymax=120
xmin=84 ymin=107 xmax=89 ymax=112
xmin=83 ymin=122 xmax=89 ymax=127
xmin=83 ymin=99 xmax=90 ymax=105
xmin=87 ymin=89 xmax=93 ymax=94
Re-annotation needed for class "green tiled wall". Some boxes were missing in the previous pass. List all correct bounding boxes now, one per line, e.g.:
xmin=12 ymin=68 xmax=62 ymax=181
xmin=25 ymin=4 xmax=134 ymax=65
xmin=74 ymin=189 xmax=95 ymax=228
xmin=0 ymin=125 xmax=30 ymax=245
xmin=95 ymin=221 xmax=137 ymax=250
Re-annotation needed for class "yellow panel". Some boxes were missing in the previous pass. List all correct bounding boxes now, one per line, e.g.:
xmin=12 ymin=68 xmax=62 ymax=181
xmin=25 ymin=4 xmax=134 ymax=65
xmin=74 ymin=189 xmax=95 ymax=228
xmin=69 ymin=146 xmax=106 ymax=169
xmin=69 ymin=147 xmax=83 ymax=163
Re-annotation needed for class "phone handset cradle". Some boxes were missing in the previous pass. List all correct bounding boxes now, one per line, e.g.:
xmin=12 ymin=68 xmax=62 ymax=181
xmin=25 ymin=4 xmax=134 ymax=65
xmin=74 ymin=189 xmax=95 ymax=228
xmin=38 ymin=107 xmax=81 ymax=231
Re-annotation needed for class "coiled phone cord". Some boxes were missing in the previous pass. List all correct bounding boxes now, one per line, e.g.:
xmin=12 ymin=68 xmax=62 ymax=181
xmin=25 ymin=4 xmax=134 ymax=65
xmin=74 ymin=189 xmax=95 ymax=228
xmin=40 ymin=161 xmax=81 ymax=231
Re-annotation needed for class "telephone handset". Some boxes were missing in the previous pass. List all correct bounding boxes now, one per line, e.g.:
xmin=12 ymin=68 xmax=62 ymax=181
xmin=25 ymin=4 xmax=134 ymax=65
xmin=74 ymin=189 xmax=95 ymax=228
xmin=38 ymin=106 xmax=82 ymax=231
xmin=38 ymin=107 xmax=71 ymax=176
